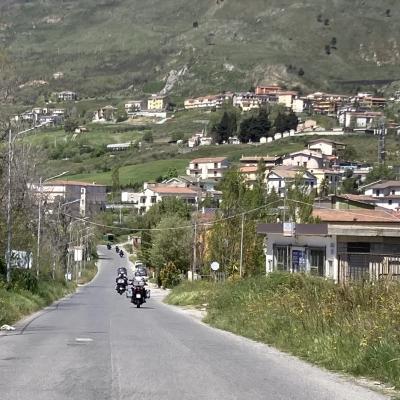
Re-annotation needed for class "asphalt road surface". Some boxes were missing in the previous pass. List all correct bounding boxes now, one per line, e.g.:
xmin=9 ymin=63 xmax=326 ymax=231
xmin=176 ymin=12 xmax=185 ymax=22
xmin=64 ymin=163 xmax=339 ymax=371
xmin=0 ymin=245 xmax=389 ymax=400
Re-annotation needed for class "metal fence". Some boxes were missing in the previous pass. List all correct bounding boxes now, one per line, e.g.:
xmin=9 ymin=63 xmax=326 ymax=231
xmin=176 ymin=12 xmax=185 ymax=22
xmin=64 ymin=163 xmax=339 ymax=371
xmin=338 ymin=253 xmax=400 ymax=283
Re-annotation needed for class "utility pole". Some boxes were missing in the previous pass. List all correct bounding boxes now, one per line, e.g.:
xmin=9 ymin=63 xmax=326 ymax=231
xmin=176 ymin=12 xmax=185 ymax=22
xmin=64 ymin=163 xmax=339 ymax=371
xmin=36 ymin=177 xmax=42 ymax=278
xmin=239 ymin=213 xmax=245 ymax=278
xmin=6 ymin=128 xmax=12 ymax=283
xmin=375 ymin=121 xmax=387 ymax=166
xmin=192 ymin=219 xmax=197 ymax=281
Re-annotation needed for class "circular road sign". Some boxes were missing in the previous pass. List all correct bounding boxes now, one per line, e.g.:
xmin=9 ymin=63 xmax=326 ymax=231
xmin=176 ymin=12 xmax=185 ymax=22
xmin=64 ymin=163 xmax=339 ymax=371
xmin=210 ymin=261 xmax=220 ymax=271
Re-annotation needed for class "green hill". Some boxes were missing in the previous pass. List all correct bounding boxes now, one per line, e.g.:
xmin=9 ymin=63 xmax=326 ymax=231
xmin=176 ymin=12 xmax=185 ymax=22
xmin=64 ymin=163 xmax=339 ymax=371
xmin=2 ymin=0 xmax=400 ymax=98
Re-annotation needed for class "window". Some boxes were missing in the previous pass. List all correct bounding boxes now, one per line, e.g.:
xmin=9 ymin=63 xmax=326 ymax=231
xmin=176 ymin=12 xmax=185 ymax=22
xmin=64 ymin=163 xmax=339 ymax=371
xmin=274 ymin=246 xmax=290 ymax=271
xmin=303 ymin=162 xmax=307 ymax=167
xmin=194 ymin=163 xmax=199 ymax=169
xmin=310 ymin=248 xmax=325 ymax=276
xmin=347 ymin=242 xmax=370 ymax=253
xmin=376 ymin=190 xmax=380 ymax=196
xmin=140 ymin=197 xmax=146 ymax=204
xmin=392 ymin=190 xmax=396 ymax=195
xmin=214 ymin=163 xmax=218 ymax=169
xmin=151 ymin=196 xmax=157 ymax=204
xmin=389 ymin=200 xmax=393 ymax=205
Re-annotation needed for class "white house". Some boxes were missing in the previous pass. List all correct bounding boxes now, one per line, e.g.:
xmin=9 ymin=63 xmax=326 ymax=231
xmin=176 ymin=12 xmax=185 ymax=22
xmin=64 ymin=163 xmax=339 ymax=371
xmin=266 ymin=167 xmax=317 ymax=197
xmin=343 ymin=111 xmax=384 ymax=129
xmin=121 ymin=183 xmax=199 ymax=214
xmin=362 ymin=180 xmax=400 ymax=197
xmin=282 ymin=150 xmax=328 ymax=169
xmin=186 ymin=157 xmax=230 ymax=180
xmin=125 ymin=101 xmax=143 ymax=113
xmin=307 ymin=139 xmax=345 ymax=156
xmin=292 ymin=98 xmax=305 ymax=113
xmin=57 ymin=91 xmax=78 ymax=101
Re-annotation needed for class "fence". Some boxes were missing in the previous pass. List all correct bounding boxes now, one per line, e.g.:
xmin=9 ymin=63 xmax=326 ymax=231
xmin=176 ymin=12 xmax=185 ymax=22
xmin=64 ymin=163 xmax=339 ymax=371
xmin=338 ymin=253 xmax=400 ymax=283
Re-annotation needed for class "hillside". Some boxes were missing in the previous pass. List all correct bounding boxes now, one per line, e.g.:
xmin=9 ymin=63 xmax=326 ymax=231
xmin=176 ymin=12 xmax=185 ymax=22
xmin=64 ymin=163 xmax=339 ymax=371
xmin=1 ymin=0 xmax=400 ymax=99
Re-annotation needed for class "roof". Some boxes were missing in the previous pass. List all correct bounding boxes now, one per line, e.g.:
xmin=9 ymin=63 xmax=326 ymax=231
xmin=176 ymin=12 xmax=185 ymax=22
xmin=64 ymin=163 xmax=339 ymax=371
xmin=151 ymin=186 xmax=198 ymax=196
xmin=308 ymin=138 xmax=345 ymax=146
xmin=286 ymin=150 xmax=324 ymax=159
xmin=190 ymin=157 xmax=227 ymax=163
xmin=240 ymin=166 xmax=258 ymax=173
xmin=240 ymin=155 xmax=281 ymax=163
xmin=313 ymin=208 xmax=400 ymax=223
xmin=269 ymin=167 xmax=316 ymax=180
xmin=365 ymin=180 xmax=400 ymax=190
xmin=44 ymin=180 xmax=106 ymax=187
xmin=257 ymin=223 xmax=328 ymax=236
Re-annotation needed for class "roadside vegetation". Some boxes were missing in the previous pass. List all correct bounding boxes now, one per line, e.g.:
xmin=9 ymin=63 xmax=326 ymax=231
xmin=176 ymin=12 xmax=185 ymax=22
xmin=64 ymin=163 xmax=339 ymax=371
xmin=166 ymin=273 xmax=400 ymax=389
xmin=0 ymin=269 xmax=75 ymax=326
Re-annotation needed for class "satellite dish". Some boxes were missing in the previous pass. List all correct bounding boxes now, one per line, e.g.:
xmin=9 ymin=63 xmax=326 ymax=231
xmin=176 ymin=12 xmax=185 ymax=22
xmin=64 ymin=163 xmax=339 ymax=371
xmin=210 ymin=261 xmax=220 ymax=271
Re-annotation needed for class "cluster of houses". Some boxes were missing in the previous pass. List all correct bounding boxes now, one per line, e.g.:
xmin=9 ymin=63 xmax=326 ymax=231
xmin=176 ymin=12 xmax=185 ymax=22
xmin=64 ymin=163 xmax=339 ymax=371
xmin=184 ymin=84 xmax=396 ymax=132
xmin=119 ymin=138 xmax=383 ymax=215
xmin=21 ymin=106 xmax=65 ymax=126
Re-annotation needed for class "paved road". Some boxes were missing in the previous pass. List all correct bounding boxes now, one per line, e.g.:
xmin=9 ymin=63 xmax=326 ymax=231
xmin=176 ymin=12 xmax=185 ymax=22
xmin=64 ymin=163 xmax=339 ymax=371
xmin=0 ymin=246 xmax=388 ymax=400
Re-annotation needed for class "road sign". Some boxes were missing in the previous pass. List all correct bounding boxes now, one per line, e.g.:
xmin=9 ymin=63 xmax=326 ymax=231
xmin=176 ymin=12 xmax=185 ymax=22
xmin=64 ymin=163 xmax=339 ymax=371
xmin=74 ymin=246 xmax=83 ymax=262
xmin=211 ymin=261 xmax=220 ymax=271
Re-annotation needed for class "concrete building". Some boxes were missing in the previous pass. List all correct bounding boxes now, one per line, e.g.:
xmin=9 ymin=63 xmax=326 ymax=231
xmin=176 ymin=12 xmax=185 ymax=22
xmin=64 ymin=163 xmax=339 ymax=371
xmin=266 ymin=167 xmax=317 ymax=197
xmin=307 ymin=139 xmax=346 ymax=156
xmin=147 ymin=94 xmax=167 ymax=111
xmin=57 ymin=91 xmax=78 ymax=101
xmin=186 ymin=157 xmax=230 ymax=180
xmin=282 ymin=150 xmax=329 ymax=170
xmin=41 ymin=180 xmax=107 ymax=216
xmin=257 ymin=208 xmax=400 ymax=282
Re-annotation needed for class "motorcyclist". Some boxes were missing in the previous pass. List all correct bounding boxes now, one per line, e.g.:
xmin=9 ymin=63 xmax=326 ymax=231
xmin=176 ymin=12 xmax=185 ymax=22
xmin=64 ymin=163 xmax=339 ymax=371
xmin=131 ymin=276 xmax=147 ymax=303
xmin=115 ymin=272 xmax=128 ymax=290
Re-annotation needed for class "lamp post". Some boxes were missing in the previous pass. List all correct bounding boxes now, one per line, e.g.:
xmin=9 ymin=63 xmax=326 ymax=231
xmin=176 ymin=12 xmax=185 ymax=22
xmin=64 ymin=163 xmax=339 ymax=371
xmin=36 ymin=171 xmax=69 ymax=278
xmin=6 ymin=119 xmax=53 ymax=283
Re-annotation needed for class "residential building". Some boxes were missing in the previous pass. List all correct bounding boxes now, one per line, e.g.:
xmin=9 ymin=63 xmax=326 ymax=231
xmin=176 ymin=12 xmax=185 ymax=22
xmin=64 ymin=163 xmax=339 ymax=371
xmin=147 ymin=94 xmax=167 ymax=111
xmin=343 ymin=111 xmax=384 ymax=129
xmin=125 ymin=101 xmax=143 ymax=113
xmin=92 ymin=106 xmax=118 ymax=123
xmin=257 ymin=208 xmax=400 ymax=282
xmin=53 ymin=72 xmax=64 ymax=80
xmin=332 ymin=194 xmax=400 ymax=211
xmin=362 ymin=180 xmax=400 ymax=197
xmin=282 ymin=150 xmax=329 ymax=170
xmin=360 ymin=96 xmax=387 ymax=109
xmin=277 ymin=91 xmax=298 ymax=109
xmin=41 ymin=180 xmax=107 ymax=216
xmin=233 ymin=92 xmax=260 ymax=111
xmin=186 ymin=157 xmax=230 ymax=180
xmin=57 ymin=91 xmax=78 ymax=101
xmin=184 ymin=94 xmax=228 ymax=110
xmin=292 ymin=98 xmax=305 ymax=113
xmin=255 ymin=85 xmax=282 ymax=95
xmin=240 ymin=155 xmax=282 ymax=169
xmin=311 ymin=169 xmax=342 ymax=193
xmin=308 ymin=139 xmax=346 ymax=156
xmin=121 ymin=183 xmax=199 ymax=214
xmin=266 ymin=167 xmax=317 ymax=196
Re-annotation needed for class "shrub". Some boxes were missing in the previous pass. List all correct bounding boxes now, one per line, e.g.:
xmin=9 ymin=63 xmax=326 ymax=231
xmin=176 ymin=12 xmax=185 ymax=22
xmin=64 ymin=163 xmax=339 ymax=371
xmin=160 ymin=262 xmax=182 ymax=288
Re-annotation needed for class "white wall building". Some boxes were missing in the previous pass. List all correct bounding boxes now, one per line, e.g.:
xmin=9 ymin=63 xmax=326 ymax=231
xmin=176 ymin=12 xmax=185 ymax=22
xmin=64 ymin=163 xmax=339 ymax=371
xmin=186 ymin=157 xmax=230 ymax=180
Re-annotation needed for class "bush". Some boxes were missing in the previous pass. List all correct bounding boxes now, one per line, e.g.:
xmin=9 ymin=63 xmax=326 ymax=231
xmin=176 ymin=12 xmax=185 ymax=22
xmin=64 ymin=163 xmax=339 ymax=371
xmin=160 ymin=262 xmax=182 ymax=288
xmin=10 ymin=269 xmax=39 ymax=293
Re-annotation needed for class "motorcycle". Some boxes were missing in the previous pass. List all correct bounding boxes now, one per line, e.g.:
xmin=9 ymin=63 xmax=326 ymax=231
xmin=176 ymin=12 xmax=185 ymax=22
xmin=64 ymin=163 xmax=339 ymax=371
xmin=130 ymin=279 xmax=150 ymax=308
xmin=115 ymin=277 xmax=127 ymax=295
xmin=119 ymin=250 xmax=124 ymax=258
xmin=107 ymin=243 xmax=112 ymax=250
xmin=115 ymin=246 xmax=120 ymax=253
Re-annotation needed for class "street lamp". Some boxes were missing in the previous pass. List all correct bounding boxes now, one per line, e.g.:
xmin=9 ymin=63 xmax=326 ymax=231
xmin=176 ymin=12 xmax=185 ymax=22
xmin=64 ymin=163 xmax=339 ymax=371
xmin=36 ymin=171 xmax=69 ymax=278
xmin=6 ymin=119 xmax=54 ymax=283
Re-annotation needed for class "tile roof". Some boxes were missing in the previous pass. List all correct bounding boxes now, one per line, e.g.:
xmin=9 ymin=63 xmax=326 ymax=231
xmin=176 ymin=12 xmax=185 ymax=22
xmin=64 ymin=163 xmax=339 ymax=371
xmin=240 ymin=166 xmax=258 ymax=173
xmin=44 ymin=180 xmax=106 ymax=187
xmin=190 ymin=157 xmax=227 ymax=163
xmin=313 ymin=208 xmax=400 ymax=223
xmin=366 ymin=180 xmax=400 ymax=189
xmin=152 ymin=186 xmax=198 ymax=196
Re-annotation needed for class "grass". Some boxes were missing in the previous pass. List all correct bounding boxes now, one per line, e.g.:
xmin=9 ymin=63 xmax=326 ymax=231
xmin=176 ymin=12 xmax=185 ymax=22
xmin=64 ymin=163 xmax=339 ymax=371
xmin=78 ymin=261 xmax=98 ymax=285
xmin=0 ymin=279 xmax=75 ymax=326
xmin=67 ymin=158 xmax=189 ymax=185
xmin=166 ymin=273 xmax=400 ymax=389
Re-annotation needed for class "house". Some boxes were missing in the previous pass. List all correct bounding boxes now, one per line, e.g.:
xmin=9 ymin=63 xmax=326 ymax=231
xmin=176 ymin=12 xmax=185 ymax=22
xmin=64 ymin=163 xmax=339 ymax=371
xmin=311 ymin=169 xmax=342 ymax=193
xmin=257 ymin=208 xmax=400 ymax=282
xmin=240 ymin=166 xmax=260 ymax=188
xmin=121 ymin=183 xmax=200 ymax=214
xmin=233 ymin=92 xmax=260 ymax=111
xmin=186 ymin=157 xmax=230 ymax=180
xmin=292 ymin=98 xmax=305 ymax=113
xmin=240 ymin=155 xmax=282 ymax=169
xmin=147 ymin=94 xmax=167 ymax=111
xmin=282 ymin=150 xmax=329 ymax=170
xmin=125 ymin=101 xmax=143 ymax=114
xmin=106 ymin=143 xmax=132 ymax=151
xmin=92 ymin=106 xmax=118 ymax=123
xmin=53 ymin=72 xmax=64 ymax=80
xmin=277 ymin=91 xmax=298 ymax=109
xmin=308 ymin=139 xmax=346 ymax=156
xmin=184 ymin=94 xmax=228 ymax=110
xmin=255 ymin=85 xmax=282 ymax=95
xmin=41 ymin=180 xmax=107 ymax=217
xmin=360 ymin=96 xmax=387 ymax=109
xmin=228 ymin=136 xmax=241 ymax=145
xmin=266 ymin=167 xmax=317 ymax=197
xmin=332 ymin=194 xmax=400 ymax=211
xmin=343 ymin=111 xmax=384 ymax=129
xmin=57 ymin=91 xmax=78 ymax=101
xmin=361 ymin=180 xmax=400 ymax=198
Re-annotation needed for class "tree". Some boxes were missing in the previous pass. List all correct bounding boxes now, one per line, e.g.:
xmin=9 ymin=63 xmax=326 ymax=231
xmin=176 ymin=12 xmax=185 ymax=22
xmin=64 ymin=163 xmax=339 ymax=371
xmin=274 ymin=111 xmax=299 ymax=133
xmin=150 ymin=215 xmax=192 ymax=273
xmin=116 ymin=108 xmax=128 ymax=123
xmin=64 ymin=118 xmax=79 ymax=133
xmin=239 ymin=108 xmax=271 ymax=143
xmin=143 ymin=131 xmax=153 ymax=143
xmin=285 ymin=173 xmax=316 ymax=223
xmin=211 ymin=111 xmax=237 ymax=144
xmin=364 ymin=165 xmax=395 ymax=184
xmin=111 ymin=166 xmax=120 ymax=199
xmin=319 ymin=177 xmax=330 ymax=197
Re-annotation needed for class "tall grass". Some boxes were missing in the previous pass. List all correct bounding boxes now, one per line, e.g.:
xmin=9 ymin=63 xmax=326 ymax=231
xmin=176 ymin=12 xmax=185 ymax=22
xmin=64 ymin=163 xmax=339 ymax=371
xmin=167 ymin=273 xmax=400 ymax=388
xmin=0 ymin=278 xmax=75 ymax=326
